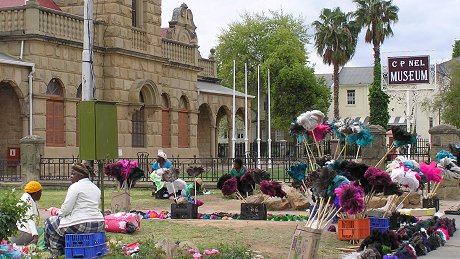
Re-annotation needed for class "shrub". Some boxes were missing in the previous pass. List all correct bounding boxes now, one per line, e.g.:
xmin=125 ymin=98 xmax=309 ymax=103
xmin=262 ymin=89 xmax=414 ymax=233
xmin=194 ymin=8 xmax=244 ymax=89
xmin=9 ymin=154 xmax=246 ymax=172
xmin=0 ymin=189 xmax=30 ymax=240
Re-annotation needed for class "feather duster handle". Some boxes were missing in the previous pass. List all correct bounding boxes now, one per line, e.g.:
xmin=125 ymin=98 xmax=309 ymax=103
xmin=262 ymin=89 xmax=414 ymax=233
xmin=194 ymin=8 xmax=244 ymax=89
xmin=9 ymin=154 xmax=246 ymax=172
xmin=296 ymin=110 xmax=324 ymax=131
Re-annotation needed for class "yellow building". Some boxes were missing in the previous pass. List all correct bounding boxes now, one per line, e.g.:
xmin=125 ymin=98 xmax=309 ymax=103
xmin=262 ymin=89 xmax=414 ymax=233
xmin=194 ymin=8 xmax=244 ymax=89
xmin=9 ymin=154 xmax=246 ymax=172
xmin=0 ymin=0 xmax=250 ymax=159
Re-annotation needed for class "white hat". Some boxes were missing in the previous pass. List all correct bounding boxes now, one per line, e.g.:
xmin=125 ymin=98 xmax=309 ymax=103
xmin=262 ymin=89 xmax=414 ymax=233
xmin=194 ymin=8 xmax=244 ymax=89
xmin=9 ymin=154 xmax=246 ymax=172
xmin=157 ymin=151 xmax=167 ymax=159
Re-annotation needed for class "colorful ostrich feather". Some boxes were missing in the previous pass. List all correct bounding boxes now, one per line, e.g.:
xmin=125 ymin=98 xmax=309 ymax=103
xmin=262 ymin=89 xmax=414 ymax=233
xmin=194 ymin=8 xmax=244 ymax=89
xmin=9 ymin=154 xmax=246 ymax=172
xmin=419 ymin=162 xmax=443 ymax=183
xmin=334 ymin=182 xmax=365 ymax=215
xmin=307 ymin=123 xmax=331 ymax=142
xmin=287 ymin=162 xmax=308 ymax=181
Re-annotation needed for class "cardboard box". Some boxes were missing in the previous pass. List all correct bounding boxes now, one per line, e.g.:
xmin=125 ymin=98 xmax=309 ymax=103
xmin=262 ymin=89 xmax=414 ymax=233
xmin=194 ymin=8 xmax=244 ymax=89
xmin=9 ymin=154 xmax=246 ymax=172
xmin=111 ymin=191 xmax=131 ymax=212
xmin=288 ymin=225 xmax=322 ymax=259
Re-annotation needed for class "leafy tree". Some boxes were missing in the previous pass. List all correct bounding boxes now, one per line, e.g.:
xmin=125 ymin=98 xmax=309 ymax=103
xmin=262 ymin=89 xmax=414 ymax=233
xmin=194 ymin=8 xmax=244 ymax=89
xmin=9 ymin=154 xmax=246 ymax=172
xmin=354 ymin=0 xmax=399 ymax=128
xmin=215 ymin=11 xmax=331 ymax=129
xmin=0 ymin=189 xmax=29 ymax=240
xmin=453 ymin=40 xmax=460 ymax=58
xmin=313 ymin=7 xmax=359 ymax=118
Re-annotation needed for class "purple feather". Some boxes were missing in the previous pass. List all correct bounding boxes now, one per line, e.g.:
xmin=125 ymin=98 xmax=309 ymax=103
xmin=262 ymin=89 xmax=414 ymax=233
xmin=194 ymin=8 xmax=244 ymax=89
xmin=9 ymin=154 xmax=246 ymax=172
xmin=334 ymin=182 xmax=365 ymax=215
xmin=221 ymin=177 xmax=238 ymax=196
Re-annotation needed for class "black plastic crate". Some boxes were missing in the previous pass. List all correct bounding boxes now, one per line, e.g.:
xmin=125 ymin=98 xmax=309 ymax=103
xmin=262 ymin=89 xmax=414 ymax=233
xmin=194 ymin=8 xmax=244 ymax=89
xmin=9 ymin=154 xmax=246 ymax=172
xmin=171 ymin=203 xmax=198 ymax=219
xmin=389 ymin=214 xmax=399 ymax=230
xmin=422 ymin=198 xmax=440 ymax=212
xmin=240 ymin=203 xmax=267 ymax=220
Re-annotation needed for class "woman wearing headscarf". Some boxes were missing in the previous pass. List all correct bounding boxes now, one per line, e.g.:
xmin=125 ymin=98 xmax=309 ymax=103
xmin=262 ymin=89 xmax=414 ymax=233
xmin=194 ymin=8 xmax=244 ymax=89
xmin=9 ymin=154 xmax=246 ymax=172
xmin=150 ymin=151 xmax=172 ymax=198
xmin=44 ymin=163 xmax=104 ymax=258
xmin=11 ymin=181 xmax=42 ymax=245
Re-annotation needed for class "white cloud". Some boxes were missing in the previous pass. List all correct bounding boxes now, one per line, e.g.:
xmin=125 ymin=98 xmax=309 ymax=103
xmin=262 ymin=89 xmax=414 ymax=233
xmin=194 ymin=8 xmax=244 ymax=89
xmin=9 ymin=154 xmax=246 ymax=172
xmin=162 ymin=0 xmax=460 ymax=73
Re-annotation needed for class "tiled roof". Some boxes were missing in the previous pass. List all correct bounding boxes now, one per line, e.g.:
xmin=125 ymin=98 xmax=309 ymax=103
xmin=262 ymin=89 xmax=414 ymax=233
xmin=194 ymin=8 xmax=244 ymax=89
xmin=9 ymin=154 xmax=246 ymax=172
xmin=338 ymin=66 xmax=373 ymax=85
xmin=0 ymin=0 xmax=61 ymax=11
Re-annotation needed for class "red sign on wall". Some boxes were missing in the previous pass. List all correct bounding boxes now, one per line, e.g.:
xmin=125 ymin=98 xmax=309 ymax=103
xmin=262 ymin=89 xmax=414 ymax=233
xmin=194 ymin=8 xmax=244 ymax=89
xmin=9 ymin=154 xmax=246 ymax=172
xmin=388 ymin=56 xmax=430 ymax=85
xmin=7 ymin=147 xmax=20 ymax=161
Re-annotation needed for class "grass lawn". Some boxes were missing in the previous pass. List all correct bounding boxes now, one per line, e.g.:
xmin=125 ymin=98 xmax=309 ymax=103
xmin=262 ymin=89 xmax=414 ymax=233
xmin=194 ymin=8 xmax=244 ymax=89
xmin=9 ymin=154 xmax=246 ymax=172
xmin=36 ymin=188 xmax=346 ymax=259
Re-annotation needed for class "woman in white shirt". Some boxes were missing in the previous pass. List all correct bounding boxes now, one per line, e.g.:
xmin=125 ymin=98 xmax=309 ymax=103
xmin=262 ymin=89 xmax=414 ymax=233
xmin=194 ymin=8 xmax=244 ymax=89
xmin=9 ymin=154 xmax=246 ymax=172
xmin=11 ymin=181 xmax=42 ymax=245
xmin=44 ymin=163 xmax=104 ymax=258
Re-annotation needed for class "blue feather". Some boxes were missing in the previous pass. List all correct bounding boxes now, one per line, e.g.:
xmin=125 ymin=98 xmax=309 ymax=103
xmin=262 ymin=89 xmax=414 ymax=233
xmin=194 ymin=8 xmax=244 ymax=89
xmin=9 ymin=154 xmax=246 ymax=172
xmin=436 ymin=150 xmax=457 ymax=162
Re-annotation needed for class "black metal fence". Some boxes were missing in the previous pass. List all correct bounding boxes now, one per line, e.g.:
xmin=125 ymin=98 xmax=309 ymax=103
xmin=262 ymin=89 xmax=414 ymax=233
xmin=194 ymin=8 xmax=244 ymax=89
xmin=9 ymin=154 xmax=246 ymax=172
xmin=387 ymin=138 xmax=431 ymax=163
xmin=0 ymin=159 xmax=21 ymax=181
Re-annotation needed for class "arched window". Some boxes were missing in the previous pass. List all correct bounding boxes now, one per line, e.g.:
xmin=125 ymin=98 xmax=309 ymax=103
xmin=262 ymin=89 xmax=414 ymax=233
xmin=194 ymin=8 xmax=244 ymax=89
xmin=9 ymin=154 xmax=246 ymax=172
xmin=76 ymin=84 xmax=82 ymax=146
xmin=46 ymin=78 xmax=65 ymax=146
xmin=161 ymin=93 xmax=171 ymax=148
xmin=132 ymin=92 xmax=145 ymax=147
xmin=178 ymin=96 xmax=189 ymax=148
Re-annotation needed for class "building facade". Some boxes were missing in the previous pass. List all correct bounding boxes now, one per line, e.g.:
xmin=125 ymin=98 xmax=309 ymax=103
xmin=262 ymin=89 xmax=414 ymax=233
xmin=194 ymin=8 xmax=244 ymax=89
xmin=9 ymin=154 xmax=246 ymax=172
xmin=0 ymin=0 xmax=251 ymax=159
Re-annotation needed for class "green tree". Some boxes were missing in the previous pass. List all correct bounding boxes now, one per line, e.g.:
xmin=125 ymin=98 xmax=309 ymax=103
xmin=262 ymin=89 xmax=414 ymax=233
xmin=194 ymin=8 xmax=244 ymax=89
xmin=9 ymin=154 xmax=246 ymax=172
xmin=453 ymin=40 xmax=460 ymax=58
xmin=215 ymin=11 xmax=330 ymax=129
xmin=313 ymin=7 xmax=359 ymax=118
xmin=354 ymin=0 xmax=399 ymax=128
xmin=0 ymin=189 xmax=29 ymax=240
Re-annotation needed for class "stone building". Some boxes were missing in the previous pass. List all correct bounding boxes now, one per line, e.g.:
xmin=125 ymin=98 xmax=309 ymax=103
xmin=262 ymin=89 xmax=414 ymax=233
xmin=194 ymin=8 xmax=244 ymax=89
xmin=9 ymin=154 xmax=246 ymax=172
xmin=0 ymin=0 xmax=251 ymax=159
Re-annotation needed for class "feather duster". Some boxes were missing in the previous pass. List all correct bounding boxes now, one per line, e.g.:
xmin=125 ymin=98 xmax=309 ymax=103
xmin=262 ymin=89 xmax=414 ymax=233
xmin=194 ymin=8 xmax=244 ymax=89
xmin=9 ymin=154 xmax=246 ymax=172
xmin=326 ymin=175 xmax=350 ymax=197
xmin=313 ymin=167 xmax=337 ymax=197
xmin=259 ymin=180 xmax=286 ymax=198
xmin=391 ymin=127 xmax=416 ymax=147
xmin=287 ymin=162 xmax=308 ymax=181
xmin=334 ymin=182 xmax=365 ymax=215
xmin=383 ymin=182 xmax=403 ymax=196
xmin=394 ymin=245 xmax=417 ymax=259
xmin=390 ymin=168 xmax=419 ymax=192
xmin=436 ymin=150 xmax=457 ymax=162
xmin=307 ymin=123 xmax=331 ymax=142
xmin=289 ymin=121 xmax=307 ymax=142
xmin=296 ymin=110 xmax=324 ymax=131
xmin=449 ymin=143 xmax=460 ymax=162
xmin=364 ymin=166 xmax=393 ymax=193
xmin=419 ymin=162 xmax=443 ymax=183
xmin=439 ymin=157 xmax=460 ymax=179
xmin=161 ymin=167 xmax=179 ymax=182
xmin=330 ymin=119 xmax=346 ymax=141
xmin=355 ymin=126 xmax=374 ymax=147
xmin=316 ymin=155 xmax=332 ymax=167
xmin=127 ymin=167 xmax=144 ymax=188
xmin=240 ymin=170 xmax=255 ymax=186
xmin=217 ymin=174 xmax=232 ymax=190
xmin=248 ymin=168 xmax=271 ymax=184
xmin=221 ymin=177 xmax=238 ymax=196
xmin=304 ymin=170 xmax=319 ymax=188
xmin=186 ymin=166 xmax=205 ymax=177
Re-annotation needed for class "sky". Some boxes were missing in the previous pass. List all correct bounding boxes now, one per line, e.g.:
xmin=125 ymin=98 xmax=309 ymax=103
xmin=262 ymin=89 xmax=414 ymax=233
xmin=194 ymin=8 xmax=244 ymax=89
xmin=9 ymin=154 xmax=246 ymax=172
xmin=161 ymin=0 xmax=460 ymax=74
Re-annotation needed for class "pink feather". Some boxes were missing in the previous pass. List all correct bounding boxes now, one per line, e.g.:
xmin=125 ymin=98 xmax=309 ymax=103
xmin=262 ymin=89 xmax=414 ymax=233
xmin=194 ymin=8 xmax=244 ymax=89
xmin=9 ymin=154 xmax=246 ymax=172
xmin=420 ymin=162 xmax=443 ymax=183
xmin=308 ymin=123 xmax=331 ymax=142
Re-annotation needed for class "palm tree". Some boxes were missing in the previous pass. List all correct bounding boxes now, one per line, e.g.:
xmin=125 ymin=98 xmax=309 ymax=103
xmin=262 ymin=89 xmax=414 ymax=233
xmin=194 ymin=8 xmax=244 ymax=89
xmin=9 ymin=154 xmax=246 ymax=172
xmin=313 ymin=7 xmax=359 ymax=118
xmin=353 ymin=0 xmax=399 ymax=128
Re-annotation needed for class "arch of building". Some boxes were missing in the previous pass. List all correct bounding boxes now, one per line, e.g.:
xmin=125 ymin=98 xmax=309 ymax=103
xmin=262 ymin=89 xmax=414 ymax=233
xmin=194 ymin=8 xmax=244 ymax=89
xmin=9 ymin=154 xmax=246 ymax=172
xmin=0 ymin=80 xmax=25 ymax=159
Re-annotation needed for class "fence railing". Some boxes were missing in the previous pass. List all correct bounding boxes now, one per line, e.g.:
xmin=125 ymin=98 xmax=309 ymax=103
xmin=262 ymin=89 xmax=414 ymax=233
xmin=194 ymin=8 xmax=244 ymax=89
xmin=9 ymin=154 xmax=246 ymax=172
xmin=0 ymin=159 xmax=21 ymax=181
xmin=387 ymin=138 xmax=431 ymax=163
xmin=162 ymin=39 xmax=196 ymax=65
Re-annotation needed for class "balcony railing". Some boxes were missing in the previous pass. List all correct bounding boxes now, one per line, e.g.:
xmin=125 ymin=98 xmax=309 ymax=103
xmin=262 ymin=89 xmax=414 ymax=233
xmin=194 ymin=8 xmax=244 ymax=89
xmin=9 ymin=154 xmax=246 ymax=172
xmin=39 ymin=9 xmax=83 ymax=42
xmin=198 ymin=58 xmax=216 ymax=78
xmin=162 ymin=39 xmax=195 ymax=66
xmin=0 ymin=8 xmax=25 ymax=33
xmin=131 ymin=27 xmax=146 ymax=51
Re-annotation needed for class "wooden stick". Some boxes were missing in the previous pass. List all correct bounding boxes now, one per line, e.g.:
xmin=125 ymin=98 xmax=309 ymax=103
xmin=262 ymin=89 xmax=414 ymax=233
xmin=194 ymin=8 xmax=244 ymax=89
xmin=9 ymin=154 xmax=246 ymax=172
xmin=321 ymin=206 xmax=338 ymax=229
xmin=336 ymin=144 xmax=347 ymax=160
xmin=344 ymin=139 xmax=348 ymax=159
xmin=310 ymin=130 xmax=323 ymax=157
xmin=355 ymin=146 xmax=361 ymax=160
xmin=305 ymin=199 xmax=318 ymax=227
xmin=429 ymin=181 xmax=441 ymax=199
xmin=317 ymin=196 xmax=331 ymax=228
xmin=334 ymin=140 xmax=341 ymax=159
xmin=303 ymin=141 xmax=315 ymax=171
xmin=312 ymin=198 xmax=324 ymax=228
xmin=376 ymin=144 xmax=394 ymax=168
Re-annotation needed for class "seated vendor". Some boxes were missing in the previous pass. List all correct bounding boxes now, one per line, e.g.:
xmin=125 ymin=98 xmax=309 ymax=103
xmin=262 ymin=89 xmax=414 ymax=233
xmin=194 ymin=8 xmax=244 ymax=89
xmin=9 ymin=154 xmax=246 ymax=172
xmin=150 ymin=151 xmax=187 ymax=199
xmin=44 ymin=163 xmax=104 ymax=258
xmin=11 ymin=181 xmax=42 ymax=245
xmin=230 ymin=158 xmax=247 ymax=177
xmin=183 ymin=178 xmax=207 ymax=196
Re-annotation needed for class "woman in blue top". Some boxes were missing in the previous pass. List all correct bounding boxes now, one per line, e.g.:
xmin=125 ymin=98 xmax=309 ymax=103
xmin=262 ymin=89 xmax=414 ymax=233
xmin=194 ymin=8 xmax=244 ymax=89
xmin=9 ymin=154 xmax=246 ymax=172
xmin=150 ymin=151 xmax=172 ymax=198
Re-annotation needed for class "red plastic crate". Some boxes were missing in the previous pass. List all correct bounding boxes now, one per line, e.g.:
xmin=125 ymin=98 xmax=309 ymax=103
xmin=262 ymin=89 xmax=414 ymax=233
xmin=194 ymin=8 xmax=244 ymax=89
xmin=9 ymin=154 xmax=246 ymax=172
xmin=337 ymin=218 xmax=370 ymax=240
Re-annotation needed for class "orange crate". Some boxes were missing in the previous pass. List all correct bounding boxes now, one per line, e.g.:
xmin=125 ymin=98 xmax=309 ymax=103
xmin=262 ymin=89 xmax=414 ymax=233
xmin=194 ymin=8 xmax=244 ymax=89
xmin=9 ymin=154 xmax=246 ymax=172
xmin=337 ymin=218 xmax=370 ymax=240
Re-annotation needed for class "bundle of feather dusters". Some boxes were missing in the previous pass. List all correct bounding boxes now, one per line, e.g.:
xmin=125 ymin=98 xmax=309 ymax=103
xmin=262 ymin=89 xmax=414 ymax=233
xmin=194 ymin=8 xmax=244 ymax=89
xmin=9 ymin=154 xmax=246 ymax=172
xmin=217 ymin=168 xmax=270 ymax=197
xmin=391 ymin=126 xmax=417 ymax=147
xmin=296 ymin=110 xmax=324 ymax=131
xmin=356 ymin=216 xmax=456 ymax=258
xmin=333 ymin=118 xmax=360 ymax=136
xmin=186 ymin=165 xmax=205 ymax=177
xmin=161 ymin=167 xmax=180 ymax=182
xmin=259 ymin=180 xmax=286 ymax=198
xmin=436 ymin=149 xmax=460 ymax=179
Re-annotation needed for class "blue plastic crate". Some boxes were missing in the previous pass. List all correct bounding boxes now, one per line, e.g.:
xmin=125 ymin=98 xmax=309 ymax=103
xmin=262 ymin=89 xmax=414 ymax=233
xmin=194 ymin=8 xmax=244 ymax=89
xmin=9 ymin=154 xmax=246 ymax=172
xmin=65 ymin=244 xmax=106 ymax=259
xmin=369 ymin=217 xmax=390 ymax=233
xmin=65 ymin=232 xmax=106 ymax=248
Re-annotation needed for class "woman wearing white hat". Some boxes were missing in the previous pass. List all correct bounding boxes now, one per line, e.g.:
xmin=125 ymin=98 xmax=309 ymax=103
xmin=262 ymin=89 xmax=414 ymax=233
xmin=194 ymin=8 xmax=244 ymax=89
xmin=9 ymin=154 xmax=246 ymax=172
xmin=150 ymin=151 xmax=172 ymax=198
